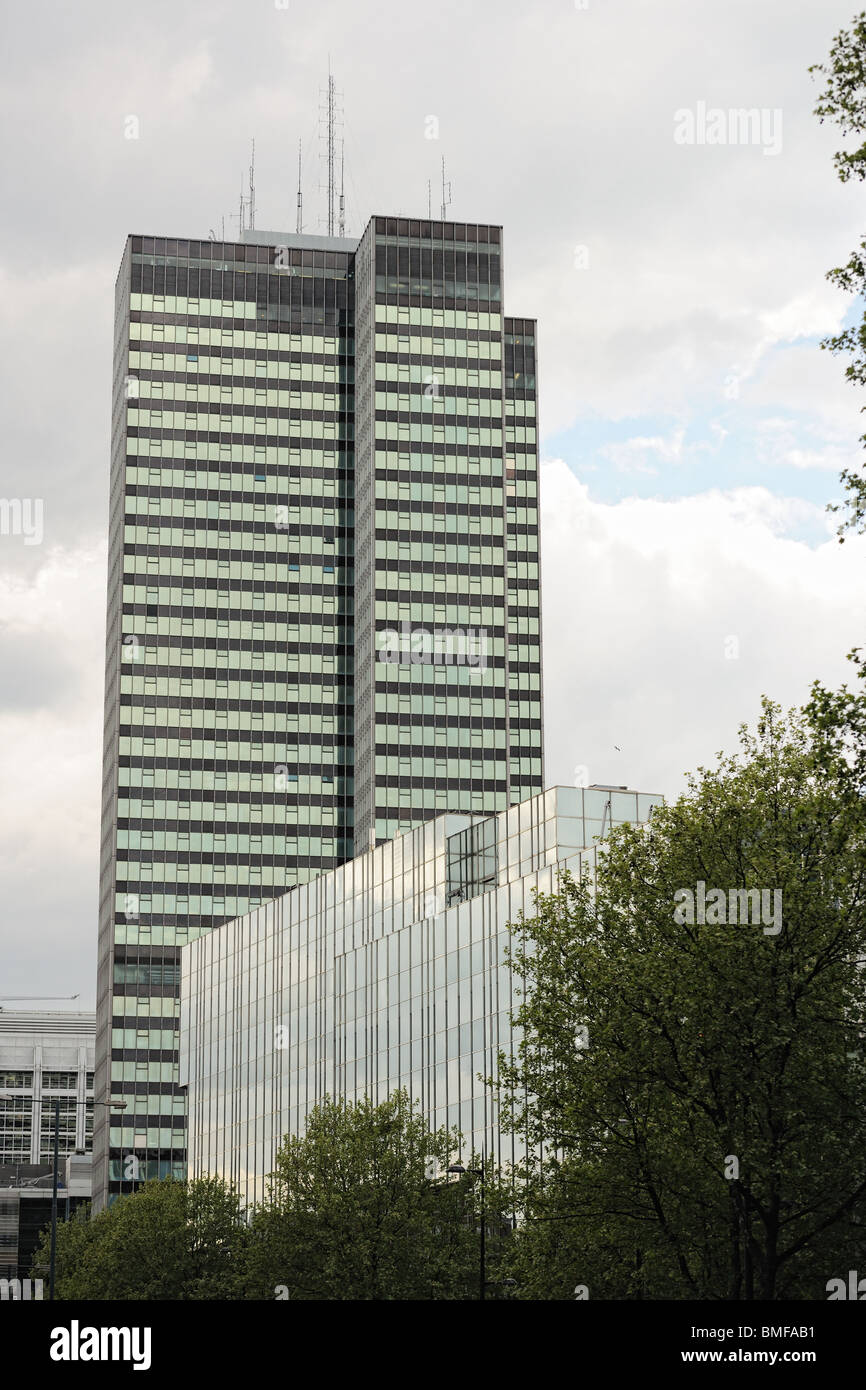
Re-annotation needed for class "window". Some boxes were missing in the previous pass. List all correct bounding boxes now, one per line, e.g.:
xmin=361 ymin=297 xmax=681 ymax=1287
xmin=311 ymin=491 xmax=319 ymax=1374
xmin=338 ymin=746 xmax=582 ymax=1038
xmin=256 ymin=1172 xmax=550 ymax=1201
xmin=0 ymin=1070 xmax=33 ymax=1089
xmin=41 ymin=1071 xmax=79 ymax=1091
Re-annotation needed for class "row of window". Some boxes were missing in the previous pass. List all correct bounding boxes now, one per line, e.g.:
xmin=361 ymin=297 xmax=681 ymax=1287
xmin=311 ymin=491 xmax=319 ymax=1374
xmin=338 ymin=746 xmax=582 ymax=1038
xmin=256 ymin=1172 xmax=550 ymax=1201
xmin=112 ymin=905 xmax=296 ymax=937
xmin=0 ymin=1070 xmax=94 ymax=1090
xmin=126 ymin=437 xmax=518 ymax=472
xmin=129 ymin=319 xmax=505 ymax=361
xmin=117 ymin=818 xmax=350 ymax=838
xmin=117 ymin=831 xmax=346 ymax=856
xmin=123 ymin=580 xmax=507 ymax=611
xmin=125 ymin=469 xmax=350 ymax=493
xmin=122 ymin=528 xmax=514 ymax=555
xmin=130 ymin=321 xmax=345 ymax=352
xmin=131 ymin=366 xmax=522 ymax=398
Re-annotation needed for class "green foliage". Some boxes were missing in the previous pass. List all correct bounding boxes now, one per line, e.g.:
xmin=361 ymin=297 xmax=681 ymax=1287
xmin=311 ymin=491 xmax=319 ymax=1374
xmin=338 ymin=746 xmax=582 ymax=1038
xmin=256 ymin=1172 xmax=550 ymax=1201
xmin=29 ymin=1097 xmax=515 ymax=1301
xmin=32 ymin=1177 xmax=250 ymax=1300
xmin=246 ymin=1090 xmax=513 ymax=1300
xmin=811 ymin=13 xmax=866 ymax=536
xmin=498 ymin=700 xmax=866 ymax=1299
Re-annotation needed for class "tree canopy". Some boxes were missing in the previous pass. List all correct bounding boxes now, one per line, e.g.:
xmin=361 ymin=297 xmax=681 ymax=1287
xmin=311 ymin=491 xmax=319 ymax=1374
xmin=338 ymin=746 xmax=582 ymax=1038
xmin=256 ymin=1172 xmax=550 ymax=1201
xmin=498 ymin=700 xmax=866 ymax=1299
xmin=33 ymin=1176 xmax=250 ymax=1300
xmin=247 ymin=1090 xmax=511 ymax=1300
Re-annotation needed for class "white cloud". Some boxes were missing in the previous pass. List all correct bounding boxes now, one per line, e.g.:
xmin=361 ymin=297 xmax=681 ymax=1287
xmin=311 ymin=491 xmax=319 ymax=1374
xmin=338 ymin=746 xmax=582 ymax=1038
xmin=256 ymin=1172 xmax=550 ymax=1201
xmin=540 ymin=459 xmax=866 ymax=798
xmin=755 ymin=414 xmax=862 ymax=474
xmin=165 ymin=44 xmax=213 ymax=107
xmin=599 ymin=430 xmax=685 ymax=475
xmin=0 ymin=545 xmax=106 ymax=999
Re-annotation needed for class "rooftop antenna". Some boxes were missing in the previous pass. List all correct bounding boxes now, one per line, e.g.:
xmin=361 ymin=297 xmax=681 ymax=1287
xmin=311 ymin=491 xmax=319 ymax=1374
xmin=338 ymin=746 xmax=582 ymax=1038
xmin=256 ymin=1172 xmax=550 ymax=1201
xmin=427 ymin=179 xmax=432 ymax=218
xmin=237 ymin=175 xmax=245 ymax=236
xmin=327 ymin=64 xmax=336 ymax=235
xmin=248 ymin=137 xmax=256 ymax=231
xmin=319 ymin=63 xmax=344 ymax=235
xmin=440 ymin=155 xmax=451 ymax=221
xmin=296 ymin=138 xmax=303 ymax=234
xmin=338 ymin=138 xmax=346 ymax=237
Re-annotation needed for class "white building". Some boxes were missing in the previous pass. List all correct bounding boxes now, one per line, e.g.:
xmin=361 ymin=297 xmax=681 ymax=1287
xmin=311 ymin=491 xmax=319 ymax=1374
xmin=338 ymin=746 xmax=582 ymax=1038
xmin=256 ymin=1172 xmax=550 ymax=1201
xmin=0 ymin=1011 xmax=96 ymax=1169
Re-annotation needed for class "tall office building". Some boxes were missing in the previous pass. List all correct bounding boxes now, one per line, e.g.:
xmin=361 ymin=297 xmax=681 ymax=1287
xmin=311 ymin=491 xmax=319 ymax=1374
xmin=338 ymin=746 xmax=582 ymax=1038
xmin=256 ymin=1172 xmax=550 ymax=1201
xmin=94 ymin=215 xmax=543 ymax=1209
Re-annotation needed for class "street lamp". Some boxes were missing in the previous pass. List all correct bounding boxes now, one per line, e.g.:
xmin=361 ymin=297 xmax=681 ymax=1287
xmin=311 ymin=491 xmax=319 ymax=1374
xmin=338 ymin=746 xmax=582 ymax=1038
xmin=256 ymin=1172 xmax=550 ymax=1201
xmin=448 ymin=1159 xmax=486 ymax=1300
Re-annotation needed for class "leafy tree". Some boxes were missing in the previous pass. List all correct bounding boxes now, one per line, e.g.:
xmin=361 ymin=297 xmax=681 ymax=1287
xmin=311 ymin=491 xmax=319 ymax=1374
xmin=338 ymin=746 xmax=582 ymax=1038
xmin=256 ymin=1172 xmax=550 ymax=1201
xmin=246 ymin=1090 xmax=513 ymax=1300
xmin=499 ymin=700 xmax=866 ymax=1300
xmin=32 ymin=1177 xmax=250 ymax=1300
xmin=806 ymin=653 xmax=866 ymax=793
xmin=811 ymin=12 xmax=866 ymax=536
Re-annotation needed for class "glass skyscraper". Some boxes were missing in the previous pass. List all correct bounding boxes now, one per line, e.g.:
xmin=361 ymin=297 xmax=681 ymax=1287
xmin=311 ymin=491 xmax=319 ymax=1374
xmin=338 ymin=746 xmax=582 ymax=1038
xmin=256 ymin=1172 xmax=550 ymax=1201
xmin=94 ymin=216 xmax=543 ymax=1209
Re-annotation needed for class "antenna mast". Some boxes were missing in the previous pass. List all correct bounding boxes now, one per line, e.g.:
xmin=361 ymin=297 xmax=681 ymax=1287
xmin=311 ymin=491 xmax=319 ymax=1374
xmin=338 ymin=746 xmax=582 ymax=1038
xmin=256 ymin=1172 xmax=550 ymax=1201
xmin=327 ymin=65 xmax=336 ymax=235
xmin=296 ymin=139 xmax=303 ymax=234
xmin=338 ymin=138 xmax=345 ymax=237
xmin=320 ymin=64 xmax=344 ymax=235
xmin=440 ymin=156 xmax=451 ymax=221
xmin=248 ymin=138 xmax=256 ymax=231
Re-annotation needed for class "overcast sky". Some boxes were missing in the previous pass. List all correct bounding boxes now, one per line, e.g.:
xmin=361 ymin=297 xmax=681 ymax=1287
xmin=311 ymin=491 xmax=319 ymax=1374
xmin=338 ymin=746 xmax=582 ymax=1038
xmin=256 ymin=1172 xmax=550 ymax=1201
xmin=1 ymin=0 xmax=864 ymax=1006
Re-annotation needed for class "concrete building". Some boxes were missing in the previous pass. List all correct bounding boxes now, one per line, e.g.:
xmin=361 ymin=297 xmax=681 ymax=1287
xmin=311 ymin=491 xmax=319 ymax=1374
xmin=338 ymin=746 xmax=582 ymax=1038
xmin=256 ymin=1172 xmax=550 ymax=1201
xmin=180 ymin=785 xmax=661 ymax=1206
xmin=0 ymin=1011 xmax=95 ymax=1285
xmin=0 ymin=1011 xmax=95 ymax=1169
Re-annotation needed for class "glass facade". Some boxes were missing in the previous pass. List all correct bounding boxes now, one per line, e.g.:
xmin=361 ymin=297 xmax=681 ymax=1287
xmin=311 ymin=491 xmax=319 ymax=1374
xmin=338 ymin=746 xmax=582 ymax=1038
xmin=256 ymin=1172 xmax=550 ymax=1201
xmin=95 ymin=217 xmax=543 ymax=1209
xmin=180 ymin=785 xmax=661 ymax=1206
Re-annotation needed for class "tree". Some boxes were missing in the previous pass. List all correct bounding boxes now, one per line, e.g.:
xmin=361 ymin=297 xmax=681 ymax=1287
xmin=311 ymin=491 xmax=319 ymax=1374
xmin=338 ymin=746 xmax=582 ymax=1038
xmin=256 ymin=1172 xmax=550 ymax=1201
xmin=246 ymin=1090 xmax=512 ymax=1300
xmin=32 ymin=1177 xmax=250 ymax=1300
xmin=811 ymin=12 xmax=866 ymax=536
xmin=498 ymin=700 xmax=866 ymax=1300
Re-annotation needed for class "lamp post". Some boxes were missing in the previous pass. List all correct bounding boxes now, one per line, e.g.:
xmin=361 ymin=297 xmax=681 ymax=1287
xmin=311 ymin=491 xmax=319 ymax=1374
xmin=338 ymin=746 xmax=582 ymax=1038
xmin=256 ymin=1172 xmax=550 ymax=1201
xmin=448 ymin=1159 xmax=485 ymax=1300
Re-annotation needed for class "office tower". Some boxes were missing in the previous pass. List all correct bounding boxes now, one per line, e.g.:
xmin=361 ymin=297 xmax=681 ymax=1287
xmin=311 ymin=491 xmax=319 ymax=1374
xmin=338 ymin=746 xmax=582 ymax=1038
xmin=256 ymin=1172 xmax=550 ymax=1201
xmin=180 ymin=786 xmax=662 ymax=1205
xmin=351 ymin=218 xmax=543 ymax=848
xmin=94 ymin=216 xmax=542 ymax=1210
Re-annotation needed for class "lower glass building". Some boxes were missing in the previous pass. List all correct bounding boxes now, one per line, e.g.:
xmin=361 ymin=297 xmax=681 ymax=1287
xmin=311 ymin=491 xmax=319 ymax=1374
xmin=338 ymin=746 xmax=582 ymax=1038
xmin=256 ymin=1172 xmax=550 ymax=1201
xmin=179 ymin=784 xmax=661 ymax=1205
